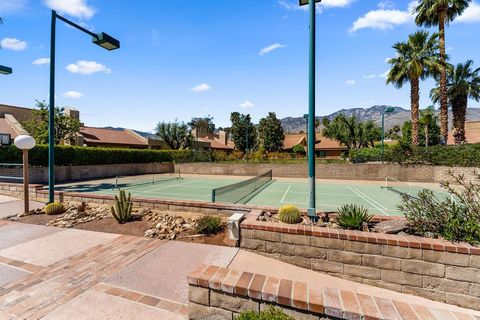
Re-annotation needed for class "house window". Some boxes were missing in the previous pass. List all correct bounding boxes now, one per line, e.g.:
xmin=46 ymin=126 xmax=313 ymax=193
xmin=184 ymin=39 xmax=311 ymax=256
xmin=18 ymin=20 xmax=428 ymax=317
xmin=316 ymin=150 xmax=327 ymax=158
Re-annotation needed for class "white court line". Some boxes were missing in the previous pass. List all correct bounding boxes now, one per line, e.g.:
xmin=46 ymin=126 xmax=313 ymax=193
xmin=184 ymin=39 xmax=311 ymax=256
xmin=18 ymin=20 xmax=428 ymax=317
xmin=280 ymin=185 xmax=291 ymax=203
xmin=354 ymin=188 xmax=389 ymax=211
xmin=347 ymin=186 xmax=389 ymax=216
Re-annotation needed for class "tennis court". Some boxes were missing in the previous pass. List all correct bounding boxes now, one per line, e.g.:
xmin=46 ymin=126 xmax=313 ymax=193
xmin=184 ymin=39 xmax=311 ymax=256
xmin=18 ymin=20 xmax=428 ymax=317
xmin=53 ymin=172 xmax=450 ymax=217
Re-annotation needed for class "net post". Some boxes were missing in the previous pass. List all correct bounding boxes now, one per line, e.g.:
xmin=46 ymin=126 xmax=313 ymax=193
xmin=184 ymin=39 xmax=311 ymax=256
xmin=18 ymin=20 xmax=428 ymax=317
xmin=211 ymin=190 xmax=215 ymax=203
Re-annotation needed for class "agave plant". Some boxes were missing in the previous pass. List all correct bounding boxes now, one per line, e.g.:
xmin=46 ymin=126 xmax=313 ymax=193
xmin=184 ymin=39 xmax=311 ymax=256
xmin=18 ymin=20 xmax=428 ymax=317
xmin=336 ymin=204 xmax=373 ymax=230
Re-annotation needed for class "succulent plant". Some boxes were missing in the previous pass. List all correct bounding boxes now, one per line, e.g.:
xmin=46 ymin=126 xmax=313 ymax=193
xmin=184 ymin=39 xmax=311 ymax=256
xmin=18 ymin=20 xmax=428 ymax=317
xmin=278 ymin=205 xmax=302 ymax=224
xmin=336 ymin=204 xmax=372 ymax=230
xmin=111 ymin=190 xmax=133 ymax=223
xmin=44 ymin=202 xmax=65 ymax=215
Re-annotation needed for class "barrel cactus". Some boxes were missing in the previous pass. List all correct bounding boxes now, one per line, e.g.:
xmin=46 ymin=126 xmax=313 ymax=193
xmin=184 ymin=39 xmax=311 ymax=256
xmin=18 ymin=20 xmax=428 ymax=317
xmin=278 ymin=205 xmax=302 ymax=224
xmin=111 ymin=189 xmax=133 ymax=223
xmin=44 ymin=202 xmax=65 ymax=215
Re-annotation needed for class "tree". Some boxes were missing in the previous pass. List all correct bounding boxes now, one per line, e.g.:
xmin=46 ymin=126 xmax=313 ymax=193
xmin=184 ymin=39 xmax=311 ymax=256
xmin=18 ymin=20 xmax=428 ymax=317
xmin=258 ymin=112 xmax=285 ymax=153
xmin=431 ymin=60 xmax=480 ymax=144
xmin=386 ymin=125 xmax=401 ymax=140
xmin=401 ymin=119 xmax=441 ymax=147
xmin=155 ymin=121 xmax=192 ymax=150
xmin=188 ymin=116 xmax=215 ymax=137
xmin=414 ymin=0 xmax=472 ymax=142
xmin=22 ymin=101 xmax=81 ymax=144
xmin=292 ymin=144 xmax=306 ymax=155
xmin=420 ymin=105 xmax=437 ymax=147
xmin=386 ymin=31 xmax=442 ymax=146
xmin=230 ymin=112 xmax=257 ymax=153
xmin=322 ymin=114 xmax=381 ymax=149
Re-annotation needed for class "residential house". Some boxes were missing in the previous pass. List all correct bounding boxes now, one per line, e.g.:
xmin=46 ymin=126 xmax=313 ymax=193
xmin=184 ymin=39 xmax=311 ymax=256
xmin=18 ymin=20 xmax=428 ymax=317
xmin=447 ymin=121 xmax=480 ymax=145
xmin=283 ymin=132 xmax=348 ymax=159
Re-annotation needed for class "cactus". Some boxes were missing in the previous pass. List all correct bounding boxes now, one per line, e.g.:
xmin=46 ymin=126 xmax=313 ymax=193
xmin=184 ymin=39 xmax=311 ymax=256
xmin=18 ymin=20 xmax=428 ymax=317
xmin=111 ymin=190 xmax=133 ymax=223
xmin=278 ymin=205 xmax=302 ymax=224
xmin=44 ymin=202 xmax=65 ymax=215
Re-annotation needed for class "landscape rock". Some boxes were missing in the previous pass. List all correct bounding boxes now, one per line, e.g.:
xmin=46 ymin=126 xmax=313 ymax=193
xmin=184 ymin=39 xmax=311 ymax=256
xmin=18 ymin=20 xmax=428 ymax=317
xmin=372 ymin=220 xmax=409 ymax=234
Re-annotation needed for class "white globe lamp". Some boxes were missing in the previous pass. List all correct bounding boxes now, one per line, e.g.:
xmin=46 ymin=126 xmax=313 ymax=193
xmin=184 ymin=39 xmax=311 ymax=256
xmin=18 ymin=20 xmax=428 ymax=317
xmin=14 ymin=135 xmax=36 ymax=213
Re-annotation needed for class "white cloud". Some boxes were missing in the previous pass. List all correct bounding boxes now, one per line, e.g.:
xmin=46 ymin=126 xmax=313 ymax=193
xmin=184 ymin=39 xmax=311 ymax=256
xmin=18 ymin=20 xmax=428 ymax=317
xmin=457 ymin=1 xmax=480 ymax=23
xmin=32 ymin=57 xmax=50 ymax=65
xmin=350 ymin=1 xmax=417 ymax=32
xmin=0 ymin=37 xmax=27 ymax=51
xmin=278 ymin=0 xmax=354 ymax=13
xmin=363 ymin=74 xmax=376 ymax=79
xmin=66 ymin=60 xmax=111 ymax=75
xmin=190 ymin=83 xmax=211 ymax=93
xmin=44 ymin=0 xmax=95 ymax=20
xmin=346 ymin=80 xmax=356 ymax=86
xmin=378 ymin=1 xmax=395 ymax=10
xmin=240 ymin=101 xmax=255 ymax=108
xmin=259 ymin=43 xmax=286 ymax=56
xmin=63 ymin=91 xmax=83 ymax=99
xmin=0 ymin=0 xmax=27 ymax=12
xmin=380 ymin=70 xmax=390 ymax=78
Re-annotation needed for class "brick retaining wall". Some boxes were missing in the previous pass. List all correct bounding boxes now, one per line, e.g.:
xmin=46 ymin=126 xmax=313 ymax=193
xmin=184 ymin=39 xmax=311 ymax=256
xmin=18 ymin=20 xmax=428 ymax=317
xmin=176 ymin=162 xmax=478 ymax=183
xmin=0 ymin=163 xmax=173 ymax=184
xmin=240 ymin=211 xmax=480 ymax=311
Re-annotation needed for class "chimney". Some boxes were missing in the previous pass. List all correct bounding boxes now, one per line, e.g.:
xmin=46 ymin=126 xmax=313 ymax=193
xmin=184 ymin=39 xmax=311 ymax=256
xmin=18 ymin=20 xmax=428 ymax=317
xmin=219 ymin=130 xmax=228 ymax=146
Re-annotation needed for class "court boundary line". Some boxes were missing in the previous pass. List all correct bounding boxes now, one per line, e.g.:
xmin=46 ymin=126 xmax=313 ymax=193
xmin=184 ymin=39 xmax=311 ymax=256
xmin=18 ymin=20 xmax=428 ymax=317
xmin=280 ymin=185 xmax=291 ymax=203
xmin=347 ymin=186 xmax=389 ymax=216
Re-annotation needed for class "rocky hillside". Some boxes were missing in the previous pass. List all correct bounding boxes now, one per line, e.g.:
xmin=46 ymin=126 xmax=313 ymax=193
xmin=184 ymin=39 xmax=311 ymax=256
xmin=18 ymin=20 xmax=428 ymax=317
xmin=281 ymin=105 xmax=480 ymax=133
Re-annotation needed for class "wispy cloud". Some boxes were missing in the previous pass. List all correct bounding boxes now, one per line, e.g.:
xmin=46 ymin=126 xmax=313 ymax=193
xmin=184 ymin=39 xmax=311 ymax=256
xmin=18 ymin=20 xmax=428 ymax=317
xmin=259 ymin=43 xmax=286 ymax=56
xmin=44 ymin=0 xmax=96 ymax=19
xmin=363 ymin=74 xmax=376 ymax=79
xmin=63 ymin=91 xmax=83 ymax=99
xmin=32 ymin=57 xmax=50 ymax=65
xmin=457 ymin=1 xmax=480 ymax=23
xmin=66 ymin=60 xmax=111 ymax=75
xmin=350 ymin=1 xmax=417 ymax=33
xmin=0 ymin=38 xmax=27 ymax=51
xmin=346 ymin=80 xmax=356 ymax=86
xmin=240 ymin=101 xmax=255 ymax=108
xmin=190 ymin=83 xmax=211 ymax=93
xmin=0 ymin=0 xmax=28 ymax=12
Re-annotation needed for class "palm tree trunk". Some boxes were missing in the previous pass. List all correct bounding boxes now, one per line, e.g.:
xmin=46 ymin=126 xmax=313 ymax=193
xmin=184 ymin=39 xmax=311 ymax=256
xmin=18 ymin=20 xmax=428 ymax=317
xmin=411 ymin=78 xmax=420 ymax=146
xmin=425 ymin=124 xmax=429 ymax=147
xmin=438 ymin=10 xmax=449 ymax=143
xmin=454 ymin=96 xmax=468 ymax=144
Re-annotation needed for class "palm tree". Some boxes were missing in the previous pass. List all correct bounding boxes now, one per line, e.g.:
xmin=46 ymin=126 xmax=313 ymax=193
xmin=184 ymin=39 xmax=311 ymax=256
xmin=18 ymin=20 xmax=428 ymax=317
xmin=431 ymin=60 xmax=480 ymax=144
xmin=420 ymin=105 xmax=436 ymax=146
xmin=386 ymin=31 xmax=443 ymax=146
xmin=414 ymin=0 xmax=472 ymax=143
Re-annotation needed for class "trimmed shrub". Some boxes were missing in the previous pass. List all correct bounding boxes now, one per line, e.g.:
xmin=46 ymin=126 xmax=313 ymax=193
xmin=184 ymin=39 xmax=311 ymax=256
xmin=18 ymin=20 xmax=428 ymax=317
xmin=44 ymin=202 xmax=65 ymax=215
xmin=278 ymin=205 xmax=302 ymax=224
xmin=236 ymin=307 xmax=293 ymax=320
xmin=336 ymin=204 xmax=372 ymax=230
xmin=0 ymin=145 xmax=197 ymax=166
xmin=195 ymin=215 xmax=224 ymax=235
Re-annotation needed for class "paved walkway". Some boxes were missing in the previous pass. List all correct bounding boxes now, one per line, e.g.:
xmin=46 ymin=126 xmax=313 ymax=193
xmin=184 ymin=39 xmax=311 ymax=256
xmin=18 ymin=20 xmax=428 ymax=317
xmin=0 ymin=195 xmax=43 ymax=219
xmin=0 ymin=216 xmax=479 ymax=318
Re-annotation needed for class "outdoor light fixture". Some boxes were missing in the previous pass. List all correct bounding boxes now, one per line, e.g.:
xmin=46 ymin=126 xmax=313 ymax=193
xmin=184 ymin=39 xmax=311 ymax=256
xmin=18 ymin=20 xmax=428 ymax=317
xmin=14 ymin=135 xmax=36 ymax=213
xmin=0 ymin=65 xmax=12 ymax=75
xmin=299 ymin=0 xmax=321 ymax=6
xmin=92 ymin=32 xmax=120 ymax=51
xmin=48 ymin=10 xmax=120 ymax=203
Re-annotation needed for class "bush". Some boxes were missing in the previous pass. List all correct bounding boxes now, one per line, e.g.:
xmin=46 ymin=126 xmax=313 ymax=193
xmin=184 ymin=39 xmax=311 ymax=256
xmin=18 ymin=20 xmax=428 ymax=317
xmin=336 ymin=204 xmax=372 ymax=230
xmin=236 ymin=307 xmax=293 ymax=320
xmin=195 ymin=215 xmax=224 ymax=235
xmin=349 ymin=143 xmax=480 ymax=167
xmin=292 ymin=144 xmax=306 ymax=155
xmin=0 ymin=145 xmax=199 ymax=166
xmin=399 ymin=172 xmax=480 ymax=245
xmin=278 ymin=205 xmax=302 ymax=224
xmin=44 ymin=202 xmax=65 ymax=215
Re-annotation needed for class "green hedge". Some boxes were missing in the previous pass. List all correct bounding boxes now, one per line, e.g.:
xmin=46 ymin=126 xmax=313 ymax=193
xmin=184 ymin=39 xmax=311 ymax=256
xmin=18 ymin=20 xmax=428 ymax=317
xmin=349 ymin=143 xmax=480 ymax=167
xmin=0 ymin=145 xmax=202 ymax=166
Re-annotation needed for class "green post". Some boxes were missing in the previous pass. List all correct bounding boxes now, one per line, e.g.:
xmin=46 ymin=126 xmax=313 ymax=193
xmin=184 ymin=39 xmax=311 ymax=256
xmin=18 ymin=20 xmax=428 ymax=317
xmin=48 ymin=10 xmax=56 ymax=203
xmin=307 ymin=0 xmax=316 ymax=219
xmin=381 ymin=112 xmax=385 ymax=164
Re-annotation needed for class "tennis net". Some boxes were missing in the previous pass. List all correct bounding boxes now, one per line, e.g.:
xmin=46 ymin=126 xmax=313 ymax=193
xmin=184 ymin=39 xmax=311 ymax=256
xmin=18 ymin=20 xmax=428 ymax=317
xmin=113 ymin=171 xmax=181 ymax=190
xmin=211 ymin=170 xmax=273 ymax=204
xmin=382 ymin=176 xmax=415 ymax=198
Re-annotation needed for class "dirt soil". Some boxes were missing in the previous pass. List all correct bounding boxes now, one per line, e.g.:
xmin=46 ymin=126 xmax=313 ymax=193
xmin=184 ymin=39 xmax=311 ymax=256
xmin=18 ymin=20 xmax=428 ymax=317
xmin=15 ymin=213 xmax=235 ymax=247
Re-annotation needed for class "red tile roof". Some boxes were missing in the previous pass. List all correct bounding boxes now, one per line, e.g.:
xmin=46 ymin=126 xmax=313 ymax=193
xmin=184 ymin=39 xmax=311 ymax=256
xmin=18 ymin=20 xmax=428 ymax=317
xmin=283 ymin=133 xmax=347 ymax=151
xmin=80 ymin=127 xmax=147 ymax=147
xmin=0 ymin=118 xmax=19 ymax=139
xmin=198 ymin=136 xmax=235 ymax=150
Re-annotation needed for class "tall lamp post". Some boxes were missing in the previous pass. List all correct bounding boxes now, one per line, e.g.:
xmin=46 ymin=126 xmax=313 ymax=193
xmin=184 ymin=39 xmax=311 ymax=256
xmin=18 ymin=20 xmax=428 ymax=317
xmin=303 ymin=114 xmax=309 ymax=161
xmin=0 ymin=65 xmax=12 ymax=75
xmin=381 ymin=107 xmax=395 ymax=164
xmin=300 ymin=0 xmax=321 ymax=220
xmin=48 ymin=10 xmax=120 ymax=203
xmin=14 ymin=135 xmax=36 ymax=213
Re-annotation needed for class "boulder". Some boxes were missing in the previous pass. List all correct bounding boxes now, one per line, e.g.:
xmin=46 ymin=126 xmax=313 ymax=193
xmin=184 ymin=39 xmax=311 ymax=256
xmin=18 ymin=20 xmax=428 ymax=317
xmin=372 ymin=220 xmax=409 ymax=234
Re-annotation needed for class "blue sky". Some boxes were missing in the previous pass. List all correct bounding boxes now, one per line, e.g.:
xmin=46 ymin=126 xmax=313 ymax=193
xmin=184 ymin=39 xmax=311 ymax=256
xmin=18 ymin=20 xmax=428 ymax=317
xmin=1 ymin=0 xmax=480 ymax=131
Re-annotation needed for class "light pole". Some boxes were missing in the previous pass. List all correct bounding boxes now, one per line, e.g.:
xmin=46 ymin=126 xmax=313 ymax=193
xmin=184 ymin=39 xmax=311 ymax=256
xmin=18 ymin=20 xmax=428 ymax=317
xmin=300 ymin=0 xmax=321 ymax=220
xmin=381 ymin=107 xmax=395 ymax=164
xmin=0 ymin=65 xmax=12 ymax=75
xmin=48 ymin=10 xmax=120 ymax=203
xmin=245 ymin=118 xmax=249 ymax=161
xmin=303 ymin=113 xmax=309 ymax=161
xmin=14 ymin=135 xmax=36 ymax=213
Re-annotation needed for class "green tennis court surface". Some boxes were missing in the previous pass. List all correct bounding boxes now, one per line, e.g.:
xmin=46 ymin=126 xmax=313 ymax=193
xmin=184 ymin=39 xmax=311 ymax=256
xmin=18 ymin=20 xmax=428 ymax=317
xmin=54 ymin=173 xmax=450 ymax=217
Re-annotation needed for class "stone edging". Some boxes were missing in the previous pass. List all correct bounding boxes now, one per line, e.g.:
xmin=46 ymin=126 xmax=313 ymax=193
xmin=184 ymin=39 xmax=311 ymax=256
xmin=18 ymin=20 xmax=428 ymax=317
xmin=242 ymin=210 xmax=480 ymax=255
